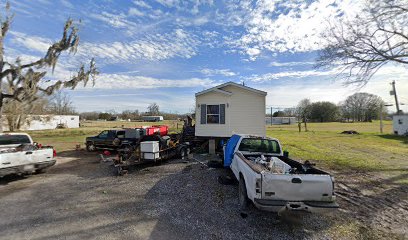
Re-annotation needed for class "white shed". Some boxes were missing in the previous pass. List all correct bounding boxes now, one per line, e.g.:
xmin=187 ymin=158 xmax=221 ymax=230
xmin=195 ymin=82 xmax=267 ymax=138
xmin=393 ymin=115 xmax=408 ymax=135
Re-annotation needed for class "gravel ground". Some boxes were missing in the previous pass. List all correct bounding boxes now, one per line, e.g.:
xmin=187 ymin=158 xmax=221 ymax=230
xmin=0 ymin=151 xmax=406 ymax=240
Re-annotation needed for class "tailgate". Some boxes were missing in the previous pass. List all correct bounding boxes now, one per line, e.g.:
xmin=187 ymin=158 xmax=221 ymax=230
xmin=261 ymin=173 xmax=334 ymax=202
xmin=31 ymin=148 xmax=54 ymax=163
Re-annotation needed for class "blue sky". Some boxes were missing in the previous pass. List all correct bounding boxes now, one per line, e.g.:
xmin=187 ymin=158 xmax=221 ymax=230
xmin=4 ymin=0 xmax=408 ymax=113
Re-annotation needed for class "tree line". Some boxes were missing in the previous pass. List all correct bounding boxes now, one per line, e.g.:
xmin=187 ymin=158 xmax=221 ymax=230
xmin=80 ymin=103 xmax=188 ymax=121
xmin=271 ymin=92 xmax=388 ymax=124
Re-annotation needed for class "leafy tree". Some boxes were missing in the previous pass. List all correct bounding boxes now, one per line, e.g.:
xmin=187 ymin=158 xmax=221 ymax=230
xmin=310 ymin=101 xmax=340 ymax=122
xmin=147 ymin=103 xmax=160 ymax=115
xmin=272 ymin=110 xmax=286 ymax=117
xmin=317 ymin=0 xmax=408 ymax=85
xmin=341 ymin=93 xmax=384 ymax=122
xmin=98 ymin=112 xmax=112 ymax=120
xmin=296 ymin=99 xmax=312 ymax=131
xmin=0 ymin=3 xmax=98 ymax=131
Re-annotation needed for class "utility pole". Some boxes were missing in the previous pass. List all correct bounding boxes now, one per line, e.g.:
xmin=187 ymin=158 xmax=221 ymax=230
xmin=270 ymin=107 xmax=273 ymax=126
xmin=390 ymin=81 xmax=401 ymax=114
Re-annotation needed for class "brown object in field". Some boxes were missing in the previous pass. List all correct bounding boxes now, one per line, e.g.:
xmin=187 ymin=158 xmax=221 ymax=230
xmin=341 ymin=130 xmax=359 ymax=134
xmin=75 ymin=144 xmax=81 ymax=150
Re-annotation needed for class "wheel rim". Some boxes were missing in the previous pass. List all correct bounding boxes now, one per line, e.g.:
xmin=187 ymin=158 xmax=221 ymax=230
xmin=88 ymin=144 xmax=95 ymax=151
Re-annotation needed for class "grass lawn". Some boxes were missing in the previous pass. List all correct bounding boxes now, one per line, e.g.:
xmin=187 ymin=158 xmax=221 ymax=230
xmin=267 ymin=121 xmax=408 ymax=182
xmin=30 ymin=120 xmax=407 ymax=180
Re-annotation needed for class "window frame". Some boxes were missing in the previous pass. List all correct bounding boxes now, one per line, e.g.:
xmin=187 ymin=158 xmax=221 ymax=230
xmin=206 ymin=104 xmax=220 ymax=124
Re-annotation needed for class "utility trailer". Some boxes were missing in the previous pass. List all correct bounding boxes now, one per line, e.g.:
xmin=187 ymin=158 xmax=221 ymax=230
xmin=112 ymin=134 xmax=190 ymax=175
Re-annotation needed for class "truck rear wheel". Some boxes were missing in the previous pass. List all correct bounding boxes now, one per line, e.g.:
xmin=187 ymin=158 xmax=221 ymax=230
xmin=239 ymin=176 xmax=249 ymax=211
xmin=86 ymin=142 xmax=96 ymax=152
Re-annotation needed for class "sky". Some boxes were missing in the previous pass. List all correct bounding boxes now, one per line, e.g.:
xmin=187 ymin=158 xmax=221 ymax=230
xmin=3 ymin=0 xmax=408 ymax=114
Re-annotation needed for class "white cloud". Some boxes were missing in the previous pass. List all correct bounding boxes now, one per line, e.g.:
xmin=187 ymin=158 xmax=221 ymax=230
xmin=60 ymin=0 xmax=74 ymax=9
xmin=248 ymin=69 xmax=337 ymax=82
xmin=10 ymin=28 xmax=200 ymax=63
xmin=226 ymin=0 xmax=364 ymax=59
xmin=9 ymin=31 xmax=52 ymax=53
xmin=90 ymin=12 xmax=137 ymax=29
xmin=133 ymin=0 xmax=152 ymax=9
xmin=268 ymin=61 xmax=315 ymax=67
xmin=128 ymin=8 xmax=145 ymax=17
xmin=92 ymin=74 xmax=219 ymax=89
xmin=200 ymin=68 xmax=236 ymax=77
xmin=79 ymin=29 xmax=200 ymax=62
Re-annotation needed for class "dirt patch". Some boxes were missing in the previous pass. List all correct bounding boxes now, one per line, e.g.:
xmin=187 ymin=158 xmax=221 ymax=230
xmin=334 ymin=170 xmax=408 ymax=238
xmin=0 ymin=151 xmax=406 ymax=240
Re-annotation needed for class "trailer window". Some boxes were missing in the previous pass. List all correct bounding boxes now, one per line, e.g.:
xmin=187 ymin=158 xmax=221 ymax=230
xmin=238 ymin=138 xmax=281 ymax=154
xmin=207 ymin=105 xmax=220 ymax=124
xmin=0 ymin=135 xmax=31 ymax=145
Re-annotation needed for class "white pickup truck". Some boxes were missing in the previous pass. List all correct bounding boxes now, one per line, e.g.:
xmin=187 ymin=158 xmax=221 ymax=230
xmin=0 ymin=133 xmax=56 ymax=177
xmin=224 ymin=134 xmax=338 ymax=214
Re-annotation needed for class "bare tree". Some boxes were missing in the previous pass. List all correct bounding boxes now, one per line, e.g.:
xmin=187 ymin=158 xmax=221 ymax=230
xmin=296 ymin=99 xmax=312 ymax=131
xmin=47 ymin=91 xmax=76 ymax=115
xmin=0 ymin=3 xmax=98 ymax=131
xmin=317 ymin=0 xmax=408 ymax=85
xmin=341 ymin=92 xmax=384 ymax=122
xmin=147 ymin=103 xmax=160 ymax=115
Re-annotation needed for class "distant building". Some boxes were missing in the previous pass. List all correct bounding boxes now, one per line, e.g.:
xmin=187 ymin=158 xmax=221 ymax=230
xmin=142 ymin=116 xmax=164 ymax=122
xmin=2 ymin=115 xmax=79 ymax=131
xmin=393 ymin=115 xmax=408 ymax=135
xmin=265 ymin=117 xmax=297 ymax=125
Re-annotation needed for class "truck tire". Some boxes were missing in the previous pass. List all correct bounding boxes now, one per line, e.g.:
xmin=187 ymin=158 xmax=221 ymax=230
xmin=179 ymin=146 xmax=189 ymax=159
xmin=86 ymin=142 xmax=96 ymax=152
xmin=239 ymin=175 xmax=249 ymax=211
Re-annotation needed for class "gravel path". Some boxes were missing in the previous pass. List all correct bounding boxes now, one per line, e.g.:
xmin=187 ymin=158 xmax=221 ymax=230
xmin=0 ymin=151 xmax=406 ymax=240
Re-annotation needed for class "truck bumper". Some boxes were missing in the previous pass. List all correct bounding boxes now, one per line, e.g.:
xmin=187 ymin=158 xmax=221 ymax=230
xmin=253 ymin=199 xmax=339 ymax=214
xmin=0 ymin=160 xmax=56 ymax=177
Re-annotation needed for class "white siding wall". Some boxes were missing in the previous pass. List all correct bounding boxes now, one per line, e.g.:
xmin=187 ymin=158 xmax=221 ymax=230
xmin=195 ymin=85 xmax=266 ymax=137
xmin=393 ymin=115 xmax=408 ymax=135
xmin=2 ymin=115 xmax=80 ymax=131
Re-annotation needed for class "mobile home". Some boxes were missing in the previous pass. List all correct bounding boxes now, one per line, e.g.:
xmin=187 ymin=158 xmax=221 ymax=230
xmin=195 ymin=82 xmax=267 ymax=138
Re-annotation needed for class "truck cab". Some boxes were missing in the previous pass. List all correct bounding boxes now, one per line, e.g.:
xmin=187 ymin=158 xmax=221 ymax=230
xmin=85 ymin=128 xmax=144 ymax=151
xmin=224 ymin=134 xmax=338 ymax=214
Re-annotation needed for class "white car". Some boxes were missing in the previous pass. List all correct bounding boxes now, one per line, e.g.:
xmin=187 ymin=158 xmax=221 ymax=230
xmin=224 ymin=134 xmax=338 ymax=214
xmin=0 ymin=133 xmax=56 ymax=177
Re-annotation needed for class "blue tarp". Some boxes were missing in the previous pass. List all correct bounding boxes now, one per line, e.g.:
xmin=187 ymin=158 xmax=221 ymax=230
xmin=224 ymin=134 xmax=241 ymax=167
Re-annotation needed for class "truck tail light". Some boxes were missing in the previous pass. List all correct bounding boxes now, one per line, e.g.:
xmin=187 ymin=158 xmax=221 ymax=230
xmin=331 ymin=176 xmax=335 ymax=196
xmin=53 ymin=149 xmax=57 ymax=157
xmin=255 ymin=178 xmax=261 ymax=194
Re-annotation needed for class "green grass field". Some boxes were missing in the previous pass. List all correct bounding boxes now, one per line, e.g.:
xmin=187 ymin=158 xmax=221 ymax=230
xmin=30 ymin=120 xmax=407 ymax=178
xmin=267 ymin=121 xmax=407 ymax=172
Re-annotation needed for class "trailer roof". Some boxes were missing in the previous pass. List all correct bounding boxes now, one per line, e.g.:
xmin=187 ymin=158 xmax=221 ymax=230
xmin=195 ymin=81 xmax=267 ymax=97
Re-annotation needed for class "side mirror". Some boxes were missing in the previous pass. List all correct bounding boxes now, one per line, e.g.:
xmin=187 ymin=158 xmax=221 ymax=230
xmin=283 ymin=151 xmax=289 ymax=158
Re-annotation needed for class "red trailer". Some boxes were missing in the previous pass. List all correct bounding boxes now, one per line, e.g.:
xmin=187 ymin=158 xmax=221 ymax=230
xmin=144 ymin=125 xmax=168 ymax=136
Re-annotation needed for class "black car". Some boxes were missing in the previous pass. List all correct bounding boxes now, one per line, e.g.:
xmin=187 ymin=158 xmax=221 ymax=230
xmin=85 ymin=129 xmax=144 ymax=152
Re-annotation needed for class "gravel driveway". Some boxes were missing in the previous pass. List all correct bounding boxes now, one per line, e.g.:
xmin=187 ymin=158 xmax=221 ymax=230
xmin=0 ymin=151 xmax=406 ymax=240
